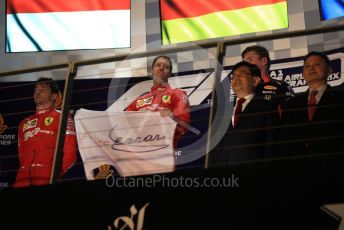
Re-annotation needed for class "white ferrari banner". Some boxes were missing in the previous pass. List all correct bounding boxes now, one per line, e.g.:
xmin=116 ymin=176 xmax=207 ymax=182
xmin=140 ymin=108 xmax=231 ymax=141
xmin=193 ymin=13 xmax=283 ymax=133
xmin=75 ymin=109 xmax=176 ymax=180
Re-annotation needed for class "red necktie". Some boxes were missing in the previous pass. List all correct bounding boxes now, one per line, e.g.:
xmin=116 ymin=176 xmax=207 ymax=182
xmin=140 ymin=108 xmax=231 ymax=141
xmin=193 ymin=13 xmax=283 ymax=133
xmin=308 ymin=90 xmax=318 ymax=121
xmin=233 ymin=98 xmax=246 ymax=127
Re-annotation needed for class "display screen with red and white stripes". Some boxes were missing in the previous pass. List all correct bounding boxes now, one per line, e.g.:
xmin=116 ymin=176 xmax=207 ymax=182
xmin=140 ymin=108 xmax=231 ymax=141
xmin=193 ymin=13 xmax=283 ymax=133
xmin=6 ymin=0 xmax=130 ymax=52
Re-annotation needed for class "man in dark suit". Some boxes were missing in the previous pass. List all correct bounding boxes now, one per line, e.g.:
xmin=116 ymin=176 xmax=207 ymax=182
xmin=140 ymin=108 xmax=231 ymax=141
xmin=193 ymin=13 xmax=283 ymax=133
xmin=209 ymin=61 xmax=280 ymax=166
xmin=280 ymin=51 xmax=344 ymax=156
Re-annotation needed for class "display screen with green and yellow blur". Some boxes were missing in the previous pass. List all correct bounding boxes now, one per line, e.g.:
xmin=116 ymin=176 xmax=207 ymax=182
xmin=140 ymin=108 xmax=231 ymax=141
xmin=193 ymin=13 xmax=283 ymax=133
xmin=160 ymin=0 xmax=288 ymax=45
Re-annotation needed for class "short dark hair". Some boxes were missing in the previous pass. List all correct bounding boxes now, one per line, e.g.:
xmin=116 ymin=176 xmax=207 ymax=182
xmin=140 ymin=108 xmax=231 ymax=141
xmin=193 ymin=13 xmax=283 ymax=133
xmin=230 ymin=61 xmax=262 ymax=79
xmin=152 ymin=55 xmax=173 ymax=72
xmin=36 ymin=77 xmax=60 ymax=94
xmin=241 ymin=45 xmax=271 ymax=71
xmin=304 ymin=51 xmax=331 ymax=66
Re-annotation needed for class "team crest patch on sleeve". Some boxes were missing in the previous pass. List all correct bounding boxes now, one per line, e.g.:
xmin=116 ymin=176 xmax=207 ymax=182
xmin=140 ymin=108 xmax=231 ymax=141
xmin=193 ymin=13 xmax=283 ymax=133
xmin=44 ymin=117 xmax=54 ymax=126
xmin=162 ymin=95 xmax=171 ymax=103
xmin=23 ymin=118 xmax=37 ymax=131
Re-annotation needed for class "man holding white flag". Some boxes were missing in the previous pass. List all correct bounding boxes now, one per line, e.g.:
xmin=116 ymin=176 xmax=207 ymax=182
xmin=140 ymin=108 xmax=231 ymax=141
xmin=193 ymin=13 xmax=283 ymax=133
xmin=126 ymin=55 xmax=190 ymax=147
xmin=75 ymin=55 xmax=190 ymax=180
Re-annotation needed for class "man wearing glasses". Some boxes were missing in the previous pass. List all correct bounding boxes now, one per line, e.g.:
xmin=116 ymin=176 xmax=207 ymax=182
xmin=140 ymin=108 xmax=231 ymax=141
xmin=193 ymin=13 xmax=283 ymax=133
xmin=209 ymin=61 xmax=280 ymax=166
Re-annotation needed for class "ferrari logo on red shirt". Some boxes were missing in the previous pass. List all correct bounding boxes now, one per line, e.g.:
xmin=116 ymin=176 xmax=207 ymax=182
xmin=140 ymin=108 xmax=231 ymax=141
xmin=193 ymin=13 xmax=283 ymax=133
xmin=44 ymin=117 xmax=54 ymax=126
xmin=162 ymin=95 xmax=171 ymax=103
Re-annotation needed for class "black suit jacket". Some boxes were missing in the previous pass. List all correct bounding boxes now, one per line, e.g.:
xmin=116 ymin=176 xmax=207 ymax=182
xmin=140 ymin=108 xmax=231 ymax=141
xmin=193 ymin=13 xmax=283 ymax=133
xmin=280 ymin=85 xmax=344 ymax=156
xmin=209 ymin=96 xmax=280 ymax=167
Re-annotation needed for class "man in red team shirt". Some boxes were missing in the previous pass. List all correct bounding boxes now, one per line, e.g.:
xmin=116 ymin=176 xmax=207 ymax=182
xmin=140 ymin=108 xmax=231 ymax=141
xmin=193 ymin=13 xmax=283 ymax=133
xmin=14 ymin=78 xmax=77 ymax=188
xmin=126 ymin=55 xmax=190 ymax=147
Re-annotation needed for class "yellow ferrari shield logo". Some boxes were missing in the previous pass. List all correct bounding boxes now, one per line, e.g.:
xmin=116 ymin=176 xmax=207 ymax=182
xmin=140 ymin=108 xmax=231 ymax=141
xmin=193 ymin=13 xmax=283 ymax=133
xmin=44 ymin=117 xmax=54 ymax=126
xmin=162 ymin=95 xmax=171 ymax=103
